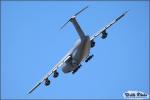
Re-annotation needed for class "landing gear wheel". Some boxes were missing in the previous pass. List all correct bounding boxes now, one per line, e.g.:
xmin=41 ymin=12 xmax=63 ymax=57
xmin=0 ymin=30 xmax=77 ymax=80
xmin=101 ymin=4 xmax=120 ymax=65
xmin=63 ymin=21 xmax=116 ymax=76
xmin=72 ymin=65 xmax=81 ymax=74
xmin=85 ymin=54 xmax=94 ymax=62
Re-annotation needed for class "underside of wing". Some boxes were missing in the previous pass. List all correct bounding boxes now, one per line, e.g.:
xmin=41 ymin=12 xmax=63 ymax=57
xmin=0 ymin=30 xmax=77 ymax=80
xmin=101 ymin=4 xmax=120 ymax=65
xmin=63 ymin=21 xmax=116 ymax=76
xmin=28 ymin=53 xmax=72 ymax=94
xmin=90 ymin=10 xmax=129 ymax=41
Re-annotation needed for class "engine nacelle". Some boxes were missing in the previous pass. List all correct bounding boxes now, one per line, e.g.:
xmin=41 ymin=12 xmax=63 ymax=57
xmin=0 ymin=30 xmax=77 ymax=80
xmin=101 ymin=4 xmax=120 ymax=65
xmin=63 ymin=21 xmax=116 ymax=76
xmin=53 ymin=70 xmax=59 ymax=78
xmin=45 ymin=78 xmax=50 ymax=86
xmin=101 ymin=30 xmax=108 ymax=39
xmin=91 ymin=40 xmax=95 ymax=48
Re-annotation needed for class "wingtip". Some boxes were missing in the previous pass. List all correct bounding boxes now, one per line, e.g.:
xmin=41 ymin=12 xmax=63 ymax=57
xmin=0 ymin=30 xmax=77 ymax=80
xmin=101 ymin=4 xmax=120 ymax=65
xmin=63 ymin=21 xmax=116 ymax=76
xmin=27 ymin=82 xmax=42 ymax=95
xmin=125 ymin=9 xmax=130 ymax=14
xmin=27 ymin=90 xmax=32 ymax=95
xmin=82 ymin=5 xmax=89 ymax=10
xmin=85 ymin=5 xmax=89 ymax=9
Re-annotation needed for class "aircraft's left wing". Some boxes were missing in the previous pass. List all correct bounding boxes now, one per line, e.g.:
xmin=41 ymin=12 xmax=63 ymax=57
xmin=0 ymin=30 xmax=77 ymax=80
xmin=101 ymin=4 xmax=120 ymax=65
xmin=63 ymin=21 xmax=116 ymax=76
xmin=90 ymin=10 xmax=128 ymax=41
xmin=28 ymin=53 xmax=71 ymax=94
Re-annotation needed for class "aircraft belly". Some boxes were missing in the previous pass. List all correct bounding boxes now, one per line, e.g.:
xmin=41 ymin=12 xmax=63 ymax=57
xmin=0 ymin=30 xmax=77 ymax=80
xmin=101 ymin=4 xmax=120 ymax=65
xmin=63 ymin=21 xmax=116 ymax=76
xmin=62 ymin=37 xmax=91 ymax=74
xmin=82 ymin=38 xmax=91 ymax=60
xmin=72 ymin=37 xmax=91 ymax=64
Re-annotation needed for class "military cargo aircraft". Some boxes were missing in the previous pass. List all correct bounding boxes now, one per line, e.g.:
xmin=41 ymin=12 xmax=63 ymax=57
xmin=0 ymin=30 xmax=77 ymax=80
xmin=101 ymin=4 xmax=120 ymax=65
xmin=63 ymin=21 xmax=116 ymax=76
xmin=28 ymin=6 xmax=128 ymax=94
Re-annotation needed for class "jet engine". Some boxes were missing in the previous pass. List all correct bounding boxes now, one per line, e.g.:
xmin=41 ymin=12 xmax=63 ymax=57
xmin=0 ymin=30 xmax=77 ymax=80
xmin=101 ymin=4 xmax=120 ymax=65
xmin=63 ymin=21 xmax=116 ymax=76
xmin=101 ymin=30 xmax=108 ymax=39
xmin=91 ymin=40 xmax=95 ymax=48
xmin=53 ymin=70 xmax=59 ymax=78
xmin=45 ymin=78 xmax=50 ymax=86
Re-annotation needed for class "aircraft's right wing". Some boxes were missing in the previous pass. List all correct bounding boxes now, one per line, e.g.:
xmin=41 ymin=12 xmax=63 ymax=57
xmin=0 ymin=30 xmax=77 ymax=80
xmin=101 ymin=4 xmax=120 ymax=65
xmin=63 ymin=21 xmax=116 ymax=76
xmin=90 ymin=10 xmax=129 ymax=41
xmin=28 ymin=51 xmax=72 ymax=94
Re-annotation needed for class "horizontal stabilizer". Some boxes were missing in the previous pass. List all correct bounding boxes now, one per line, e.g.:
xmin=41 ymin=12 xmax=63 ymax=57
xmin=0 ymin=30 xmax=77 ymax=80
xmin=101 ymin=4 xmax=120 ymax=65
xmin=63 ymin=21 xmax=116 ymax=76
xmin=60 ymin=6 xmax=89 ymax=30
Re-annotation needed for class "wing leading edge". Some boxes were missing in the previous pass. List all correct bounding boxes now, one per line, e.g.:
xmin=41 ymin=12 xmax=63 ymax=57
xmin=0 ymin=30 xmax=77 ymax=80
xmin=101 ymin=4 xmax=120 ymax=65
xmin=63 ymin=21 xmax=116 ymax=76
xmin=90 ymin=10 xmax=129 ymax=41
xmin=28 ymin=53 xmax=72 ymax=94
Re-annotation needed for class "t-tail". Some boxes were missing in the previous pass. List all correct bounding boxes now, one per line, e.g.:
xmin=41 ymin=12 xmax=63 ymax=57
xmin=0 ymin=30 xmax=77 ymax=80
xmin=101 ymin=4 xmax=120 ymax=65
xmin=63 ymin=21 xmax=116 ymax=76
xmin=60 ymin=6 xmax=89 ymax=40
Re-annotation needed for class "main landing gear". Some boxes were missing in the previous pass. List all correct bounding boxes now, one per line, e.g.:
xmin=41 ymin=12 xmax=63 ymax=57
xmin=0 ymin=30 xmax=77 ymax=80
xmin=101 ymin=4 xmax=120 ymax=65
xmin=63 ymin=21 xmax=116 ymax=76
xmin=85 ymin=54 xmax=94 ymax=62
xmin=72 ymin=54 xmax=94 ymax=74
xmin=72 ymin=64 xmax=82 ymax=74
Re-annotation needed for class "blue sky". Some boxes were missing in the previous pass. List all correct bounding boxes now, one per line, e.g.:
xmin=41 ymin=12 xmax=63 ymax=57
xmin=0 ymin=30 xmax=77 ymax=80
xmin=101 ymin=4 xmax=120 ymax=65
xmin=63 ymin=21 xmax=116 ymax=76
xmin=1 ymin=1 xmax=149 ymax=99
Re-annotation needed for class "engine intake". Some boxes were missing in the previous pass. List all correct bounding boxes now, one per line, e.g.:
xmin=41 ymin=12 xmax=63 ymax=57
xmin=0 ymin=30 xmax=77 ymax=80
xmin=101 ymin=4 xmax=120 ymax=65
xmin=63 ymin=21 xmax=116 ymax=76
xmin=101 ymin=30 xmax=108 ymax=39
xmin=53 ymin=70 xmax=59 ymax=78
xmin=45 ymin=78 xmax=50 ymax=86
xmin=91 ymin=40 xmax=95 ymax=48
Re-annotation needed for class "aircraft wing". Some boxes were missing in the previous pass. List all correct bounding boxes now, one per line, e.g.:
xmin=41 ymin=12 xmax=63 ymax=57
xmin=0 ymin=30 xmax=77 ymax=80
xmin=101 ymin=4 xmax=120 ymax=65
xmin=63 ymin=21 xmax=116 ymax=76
xmin=28 ymin=52 xmax=72 ymax=94
xmin=90 ymin=10 xmax=128 ymax=41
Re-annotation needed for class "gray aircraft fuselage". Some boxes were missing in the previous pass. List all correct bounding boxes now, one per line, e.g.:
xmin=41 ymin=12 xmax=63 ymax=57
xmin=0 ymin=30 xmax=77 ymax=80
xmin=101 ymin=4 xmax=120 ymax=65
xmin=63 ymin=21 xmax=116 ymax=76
xmin=62 ymin=36 xmax=91 ymax=73
xmin=62 ymin=16 xmax=91 ymax=73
